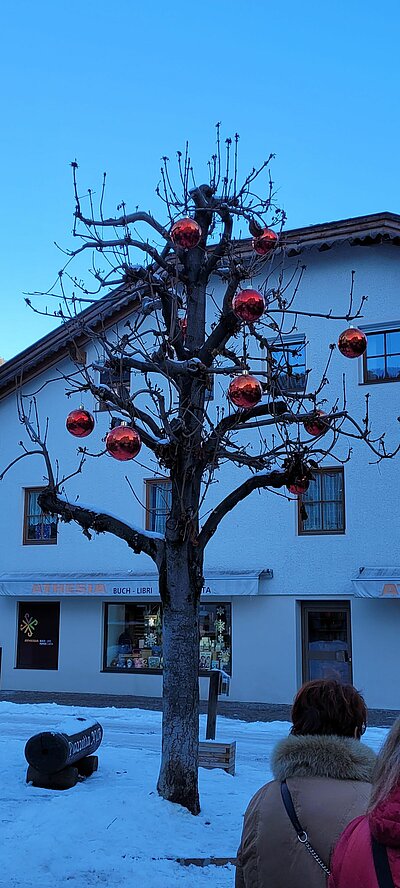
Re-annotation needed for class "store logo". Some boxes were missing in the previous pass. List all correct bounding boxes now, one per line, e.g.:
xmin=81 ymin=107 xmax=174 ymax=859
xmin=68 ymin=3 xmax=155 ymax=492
xmin=381 ymin=584 xmax=400 ymax=597
xmin=20 ymin=613 xmax=39 ymax=637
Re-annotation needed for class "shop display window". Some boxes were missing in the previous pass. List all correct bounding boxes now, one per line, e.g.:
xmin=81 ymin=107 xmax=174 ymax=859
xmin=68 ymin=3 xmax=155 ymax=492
xmin=16 ymin=601 xmax=60 ymax=669
xmin=104 ymin=602 xmax=231 ymax=674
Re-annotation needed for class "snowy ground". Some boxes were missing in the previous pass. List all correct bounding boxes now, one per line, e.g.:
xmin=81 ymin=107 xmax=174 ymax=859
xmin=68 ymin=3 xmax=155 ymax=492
xmin=0 ymin=702 xmax=388 ymax=888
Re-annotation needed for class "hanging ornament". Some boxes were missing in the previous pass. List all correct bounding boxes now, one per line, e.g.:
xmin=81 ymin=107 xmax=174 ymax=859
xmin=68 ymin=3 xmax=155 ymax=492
xmin=105 ymin=422 xmax=141 ymax=461
xmin=252 ymin=228 xmax=278 ymax=256
xmin=232 ymin=289 xmax=265 ymax=323
xmin=338 ymin=327 xmax=367 ymax=359
xmin=286 ymin=477 xmax=310 ymax=495
xmin=304 ymin=410 xmax=329 ymax=437
xmin=170 ymin=217 xmax=202 ymax=250
xmin=228 ymin=374 xmax=262 ymax=409
xmin=66 ymin=407 xmax=95 ymax=438
xmin=179 ymin=317 xmax=188 ymax=339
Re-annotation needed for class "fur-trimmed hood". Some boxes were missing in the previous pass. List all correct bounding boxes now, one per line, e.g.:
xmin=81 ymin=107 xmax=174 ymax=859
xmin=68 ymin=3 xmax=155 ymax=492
xmin=271 ymin=733 xmax=376 ymax=782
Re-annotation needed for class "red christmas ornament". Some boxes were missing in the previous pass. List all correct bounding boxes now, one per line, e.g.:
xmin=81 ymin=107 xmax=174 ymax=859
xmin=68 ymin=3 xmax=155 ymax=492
xmin=179 ymin=317 xmax=188 ymax=338
xmin=170 ymin=217 xmax=202 ymax=250
xmin=105 ymin=423 xmax=141 ymax=461
xmin=66 ymin=407 xmax=95 ymax=438
xmin=338 ymin=327 xmax=367 ymax=359
xmin=228 ymin=374 xmax=262 ymax=409
xmin=304 ymin=410 xmax=329 ymax=437
xmin=252 ymin=228 xmax=278 ymax=256
xmin=232 ymin=289 xmax=265 ymax=323
xmin=287 ymin=477 xmax=310 ymax=495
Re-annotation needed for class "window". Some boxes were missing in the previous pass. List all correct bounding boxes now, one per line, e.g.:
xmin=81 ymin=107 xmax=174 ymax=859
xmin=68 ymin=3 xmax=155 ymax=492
xmin=363 ymin=329 xmax=400 ymax=383
xmin=23 ymin=489 xmax=57 ymax=545
xmin=268 ymin=340 xmax=306 ymax=394
xmin=145 ymin=479 xmax=172 ymax=533
xmin=97 ymin=363 xmax=131 ymax=411
xmin=16 ymin=602 xmax=60 ymax=669
xmin=103 ymin=602 xmax=232 ymax=673
xmin=298 ymin=468 xmax=345 ymax=534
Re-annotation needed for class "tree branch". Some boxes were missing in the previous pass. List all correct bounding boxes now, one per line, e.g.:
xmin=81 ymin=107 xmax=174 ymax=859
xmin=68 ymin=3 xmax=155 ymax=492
xmin=39 ymin=489 xmax=164 ymax=566
xmin=198 ymin=469 xmax=287 ymax=549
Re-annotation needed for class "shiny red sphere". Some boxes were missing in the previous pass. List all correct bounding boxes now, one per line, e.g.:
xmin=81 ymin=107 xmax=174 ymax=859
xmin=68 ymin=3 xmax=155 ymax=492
xmin=66 ymin=408 xmax=95 ymax=438
xmin=179 ymin=317 xmax=188 ymax=338
xmin=304 ymin=410 xmax=329 ymax=437
xmin=287 ymin=477 xmax=310 ymax=495
xmin=228 ymin=374 xmax=262 ymax=409
xmin=338 ymin=327 xmax=367 ymax=359
xmin=232 ymin=289 xmax=265 ymax=323
xmin=171 ymin=217 xmax=202 ymax=250
xmin=105 ymin=425 xmax=141 ymax=461
xmin=252 ymin=228 xmax=278 ymax=256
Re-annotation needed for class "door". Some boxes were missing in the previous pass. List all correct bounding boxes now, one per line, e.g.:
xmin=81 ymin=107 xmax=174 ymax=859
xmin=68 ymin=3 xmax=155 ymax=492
xmin=302 ymin=602 xmax=352 ymax=683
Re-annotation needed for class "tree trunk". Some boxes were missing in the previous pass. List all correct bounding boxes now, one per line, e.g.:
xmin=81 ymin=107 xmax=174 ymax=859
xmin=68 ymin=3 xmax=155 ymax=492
xmin=157 ymin=545 xmax=202 ymax=815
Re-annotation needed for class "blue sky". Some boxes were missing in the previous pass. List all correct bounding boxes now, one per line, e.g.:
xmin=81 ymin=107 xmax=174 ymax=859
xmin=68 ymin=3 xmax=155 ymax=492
xmin=1 ymin=0 xmax=399 ymax=359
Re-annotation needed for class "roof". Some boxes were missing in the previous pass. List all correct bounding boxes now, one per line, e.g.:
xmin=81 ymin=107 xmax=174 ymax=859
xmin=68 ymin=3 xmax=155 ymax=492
xmin=1 ymin=211 xmax=400 ymax=397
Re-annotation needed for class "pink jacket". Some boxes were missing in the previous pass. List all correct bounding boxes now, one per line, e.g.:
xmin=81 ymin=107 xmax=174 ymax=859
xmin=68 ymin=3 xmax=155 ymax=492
xmin=329 ymin=783 xmax=400 ymax=888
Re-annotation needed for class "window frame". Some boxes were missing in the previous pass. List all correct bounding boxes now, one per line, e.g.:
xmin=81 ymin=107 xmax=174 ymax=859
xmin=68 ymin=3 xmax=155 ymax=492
xmin=362 ymin=327 xmax=400 ymax=385
xmin=145 ymin=478 xmax=172 ymax=533
xmin=23 ymin=487 xmax=58 ymax=546
xmin=102 ymin=601 xmax=232 ymax=675
xmin=297 ymin=467 xmax=345 ymax=536
xmin=267 ymin=336 xmax=307 ymax=395
xmin=96 ymin=363 xmax=131 ymax=412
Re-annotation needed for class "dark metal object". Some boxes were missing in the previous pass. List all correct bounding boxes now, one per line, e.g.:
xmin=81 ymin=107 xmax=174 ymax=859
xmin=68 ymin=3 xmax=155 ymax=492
xmin=25 ymin=722 xmax=103 ymax=773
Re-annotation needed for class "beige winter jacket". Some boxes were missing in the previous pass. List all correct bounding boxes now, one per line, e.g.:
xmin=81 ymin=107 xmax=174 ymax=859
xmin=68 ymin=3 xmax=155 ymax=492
xmin=235 ymin=733 xmax=376 ymax=888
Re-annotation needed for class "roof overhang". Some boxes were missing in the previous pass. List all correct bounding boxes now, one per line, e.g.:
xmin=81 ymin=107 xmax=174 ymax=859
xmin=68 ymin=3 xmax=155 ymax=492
xmin=0 ymin=569 xmax=273 ymax=598
xmin=352 ymin=568 xmax=400 ymax=598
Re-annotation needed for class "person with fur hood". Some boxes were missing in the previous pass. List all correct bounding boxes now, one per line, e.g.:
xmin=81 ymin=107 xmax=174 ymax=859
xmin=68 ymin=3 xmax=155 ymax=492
xmin=329 ymin=717 xmax=400 ymax=888
xmin=235 ymin=679 xmax=376 ymax=888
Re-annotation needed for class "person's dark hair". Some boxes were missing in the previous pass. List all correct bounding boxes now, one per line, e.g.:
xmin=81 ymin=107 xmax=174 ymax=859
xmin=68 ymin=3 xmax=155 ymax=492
xmin=291 ymin=679 xmax=367 ymax=738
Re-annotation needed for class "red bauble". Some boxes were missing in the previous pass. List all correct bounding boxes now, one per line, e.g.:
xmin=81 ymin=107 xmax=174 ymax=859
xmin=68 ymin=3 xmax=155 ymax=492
xmin=304 ymin=410 xmax=329 ymax=437
xmin=179 ymin=317 xmax=187 ymax=338
xmin=287 ymin=478 xmax=310 ymax=495
xmin=338 ymin=327 xmax=367 ymax=359
xmin=232 ymin=289 xmax=265 ymax=323
xmin=171 ymin=217 xmax=202 ymax=250
xmin=228 ymin=374 xmax=262 ymax=409
xmin=105 ymin=424 xmax=141 ymax=461
xmin=252 ymin=228 xmax=278 ymax=256
xmin=66 ymin=408 xmax=95 ymax=438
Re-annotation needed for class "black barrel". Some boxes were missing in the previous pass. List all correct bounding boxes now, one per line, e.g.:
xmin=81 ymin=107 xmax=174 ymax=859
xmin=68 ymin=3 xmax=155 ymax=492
xmin=25 ymin=722 xmax=103 ymax=773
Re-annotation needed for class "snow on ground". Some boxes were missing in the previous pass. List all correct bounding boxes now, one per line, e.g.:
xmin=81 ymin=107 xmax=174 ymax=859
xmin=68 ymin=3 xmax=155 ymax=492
xmin=0 ymin=702 xmax=388 ymax=888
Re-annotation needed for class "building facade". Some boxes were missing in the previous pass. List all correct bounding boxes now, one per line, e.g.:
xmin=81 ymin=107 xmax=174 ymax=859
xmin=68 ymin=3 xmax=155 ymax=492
xmin=1 ymin=212 xmax=400 ymax=709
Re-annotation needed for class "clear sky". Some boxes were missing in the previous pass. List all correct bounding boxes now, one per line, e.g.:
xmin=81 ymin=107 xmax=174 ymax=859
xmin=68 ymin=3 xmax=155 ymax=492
xmin=1 ymin=0 xmax=399 ymax=360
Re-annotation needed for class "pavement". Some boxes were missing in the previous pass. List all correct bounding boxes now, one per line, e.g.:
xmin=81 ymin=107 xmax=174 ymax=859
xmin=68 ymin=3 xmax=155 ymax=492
xmin=0 ymin=690 xmax=398 ymax=727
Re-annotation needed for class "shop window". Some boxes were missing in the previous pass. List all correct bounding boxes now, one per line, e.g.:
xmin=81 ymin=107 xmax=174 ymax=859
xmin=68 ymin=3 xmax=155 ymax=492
xmin=103 ymin=602 xmax=231 ymax=674
xmin=363 ymin=329 xmax=400 ymax=383
xmin=268 ymin=339 xmax=306 ymax=394
xmin=145 ymin=479 xmax=172 ymax=533
xmin=16 ymin=602 xmax=60 ymax=669
xmin=23 ymin=488 xmax=57 ymax=545
xmin=97 ymin=363 xmax=131 ymax=411
xmin=298 ymin=467 xmax=345 ymax=535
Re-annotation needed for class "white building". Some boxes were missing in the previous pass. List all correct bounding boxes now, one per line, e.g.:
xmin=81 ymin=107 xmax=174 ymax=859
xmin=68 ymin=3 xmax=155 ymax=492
xmin=1 ymin=211 xmax=400 ymax=709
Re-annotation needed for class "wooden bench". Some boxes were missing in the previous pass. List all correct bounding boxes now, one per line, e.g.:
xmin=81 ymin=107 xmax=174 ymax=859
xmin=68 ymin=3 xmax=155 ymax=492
xmin=198 ymin=740 xmax=236 ymax=775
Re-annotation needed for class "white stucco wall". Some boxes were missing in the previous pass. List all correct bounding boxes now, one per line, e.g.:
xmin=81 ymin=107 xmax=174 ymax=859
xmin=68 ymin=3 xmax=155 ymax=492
xmin=1 ymin=240 xmax=400 ymax=705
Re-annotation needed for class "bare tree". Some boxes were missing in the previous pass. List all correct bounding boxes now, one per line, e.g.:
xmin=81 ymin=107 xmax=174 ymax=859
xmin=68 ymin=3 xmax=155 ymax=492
xmin=3 ymin=129 xmax=399 ymax=814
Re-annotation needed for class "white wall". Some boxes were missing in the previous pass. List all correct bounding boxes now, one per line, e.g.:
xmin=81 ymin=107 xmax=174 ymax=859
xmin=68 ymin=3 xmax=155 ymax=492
xmin=1 ymin=241 xmax=400 ymax=705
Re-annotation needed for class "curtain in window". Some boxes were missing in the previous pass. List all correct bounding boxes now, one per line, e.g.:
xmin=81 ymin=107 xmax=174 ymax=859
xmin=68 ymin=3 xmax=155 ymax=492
xmin=323 ymin=471 xmax=343 ymax=530
xmin=27 ymin=491 xmax=53 ymax=540
xmin=303 ymin=474 xmax=322 ymax=531
xmin=151 ymin=482 xmax=172 ymax=533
